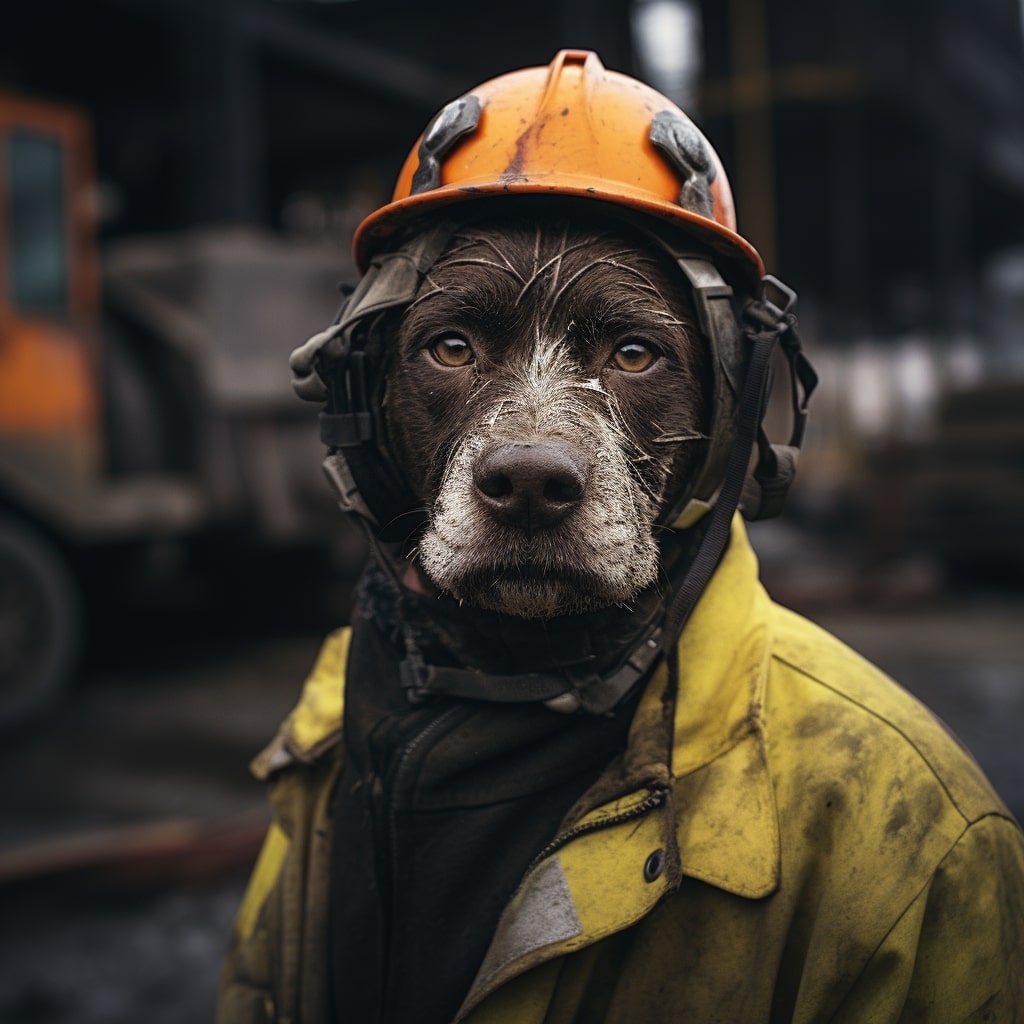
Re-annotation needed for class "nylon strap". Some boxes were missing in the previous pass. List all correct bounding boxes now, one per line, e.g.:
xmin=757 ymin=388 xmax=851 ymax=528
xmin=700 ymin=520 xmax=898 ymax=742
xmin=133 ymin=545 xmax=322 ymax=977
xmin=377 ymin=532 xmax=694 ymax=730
xmin=399 ymin=625 xmax=665 ymax=716
xmin=656 ymin=302 xmax=787 ymax=655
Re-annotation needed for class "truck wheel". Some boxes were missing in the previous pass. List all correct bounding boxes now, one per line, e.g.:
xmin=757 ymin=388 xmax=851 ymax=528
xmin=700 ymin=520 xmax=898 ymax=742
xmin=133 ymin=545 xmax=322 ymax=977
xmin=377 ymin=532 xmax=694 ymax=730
xmin=0 ymin=515 xmax=81 ymax=727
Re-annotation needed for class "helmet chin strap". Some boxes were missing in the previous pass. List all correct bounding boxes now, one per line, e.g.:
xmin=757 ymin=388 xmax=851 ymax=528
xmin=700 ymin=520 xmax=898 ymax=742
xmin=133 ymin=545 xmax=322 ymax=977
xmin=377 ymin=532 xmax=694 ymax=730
xmin=359 ymin=537 xmax=682 ymax=717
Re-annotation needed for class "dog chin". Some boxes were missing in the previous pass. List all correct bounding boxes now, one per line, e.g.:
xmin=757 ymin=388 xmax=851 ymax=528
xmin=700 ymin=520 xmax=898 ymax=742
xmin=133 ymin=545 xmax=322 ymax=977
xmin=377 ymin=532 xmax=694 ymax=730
xmin=449 ymin=572 xmax=631 ymax=619
xmin=417 ymin=549 xmax=656 ymax=619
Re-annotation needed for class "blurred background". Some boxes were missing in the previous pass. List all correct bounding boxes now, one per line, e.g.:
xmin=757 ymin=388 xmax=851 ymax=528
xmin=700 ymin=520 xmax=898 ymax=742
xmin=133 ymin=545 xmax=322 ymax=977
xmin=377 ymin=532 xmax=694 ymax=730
xmin=0 ymin=0 xmax=1022 ymax=1020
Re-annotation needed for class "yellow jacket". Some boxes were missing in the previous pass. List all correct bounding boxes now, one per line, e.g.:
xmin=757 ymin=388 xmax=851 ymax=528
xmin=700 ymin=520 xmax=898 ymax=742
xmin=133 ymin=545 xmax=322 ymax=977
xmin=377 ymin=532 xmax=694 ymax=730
xmin=218 ymin=520 xmax=1024 ymax=1023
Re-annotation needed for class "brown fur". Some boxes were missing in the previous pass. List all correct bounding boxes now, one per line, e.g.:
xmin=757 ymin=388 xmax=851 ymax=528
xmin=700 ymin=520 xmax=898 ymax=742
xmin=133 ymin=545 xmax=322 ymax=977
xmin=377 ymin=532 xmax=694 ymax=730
xmin=383 ymin=216 xmax=707 ymax=617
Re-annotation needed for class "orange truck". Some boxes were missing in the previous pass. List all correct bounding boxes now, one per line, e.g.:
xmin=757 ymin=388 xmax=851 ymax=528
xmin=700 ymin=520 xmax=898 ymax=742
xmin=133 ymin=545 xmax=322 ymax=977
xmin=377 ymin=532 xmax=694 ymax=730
xmin=0 ymin=92 xmax=352 ymax=725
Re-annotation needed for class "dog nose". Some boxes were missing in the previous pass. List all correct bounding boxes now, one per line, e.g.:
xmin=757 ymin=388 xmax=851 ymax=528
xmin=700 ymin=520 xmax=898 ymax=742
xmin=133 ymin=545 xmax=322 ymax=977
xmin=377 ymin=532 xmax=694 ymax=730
xmin=473 ymin=441 xmax=587 ymax=530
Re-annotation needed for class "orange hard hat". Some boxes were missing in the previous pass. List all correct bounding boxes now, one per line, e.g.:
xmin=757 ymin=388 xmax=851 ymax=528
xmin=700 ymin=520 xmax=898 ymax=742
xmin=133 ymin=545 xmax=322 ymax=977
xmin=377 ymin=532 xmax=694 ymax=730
xmin=353 ymin=49 xmax=764 ymax=282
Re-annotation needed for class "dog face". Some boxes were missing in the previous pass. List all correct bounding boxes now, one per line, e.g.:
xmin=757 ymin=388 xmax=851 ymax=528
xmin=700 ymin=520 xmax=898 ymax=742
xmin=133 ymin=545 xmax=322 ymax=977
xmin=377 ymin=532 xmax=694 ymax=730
xmin=383 ymin=216 xmax=707 ymax=619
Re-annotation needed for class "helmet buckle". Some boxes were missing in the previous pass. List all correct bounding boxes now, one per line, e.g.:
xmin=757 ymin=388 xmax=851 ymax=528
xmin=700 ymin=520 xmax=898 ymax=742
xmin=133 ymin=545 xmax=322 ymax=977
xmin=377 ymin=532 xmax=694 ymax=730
xmin=318 ymin=348 xmax=375 ymax=449
xmin=761 ymin=274 xmax=797 ymax=319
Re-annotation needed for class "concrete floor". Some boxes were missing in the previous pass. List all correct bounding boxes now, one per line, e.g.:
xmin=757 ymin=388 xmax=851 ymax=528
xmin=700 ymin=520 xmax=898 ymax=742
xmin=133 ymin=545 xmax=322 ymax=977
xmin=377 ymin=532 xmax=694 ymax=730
xmin=0 ymin=545 xmax=1021 ymax=1023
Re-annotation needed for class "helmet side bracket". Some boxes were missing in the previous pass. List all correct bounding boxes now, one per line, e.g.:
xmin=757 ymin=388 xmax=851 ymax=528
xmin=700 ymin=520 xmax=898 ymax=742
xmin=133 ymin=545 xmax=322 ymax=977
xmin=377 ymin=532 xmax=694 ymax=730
xmin=662 ymin=254 xmax=816 ymax=527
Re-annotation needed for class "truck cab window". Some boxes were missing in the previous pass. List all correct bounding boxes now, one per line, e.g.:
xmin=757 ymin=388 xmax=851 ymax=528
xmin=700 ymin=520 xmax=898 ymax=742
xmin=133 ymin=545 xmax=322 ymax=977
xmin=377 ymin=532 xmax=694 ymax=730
xmin=8 ymin=131 xmax=68 ymax=317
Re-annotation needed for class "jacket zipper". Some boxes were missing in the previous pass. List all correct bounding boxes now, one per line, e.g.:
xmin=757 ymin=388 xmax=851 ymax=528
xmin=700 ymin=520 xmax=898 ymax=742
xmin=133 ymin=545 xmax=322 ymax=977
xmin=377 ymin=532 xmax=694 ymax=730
xmin=517 ymin=783 xmax=670 ymax=889
xmin=388 ymin=703 xmax=466 ymax=878
xmin=382 ymin=702 xmax=467 ymax=1022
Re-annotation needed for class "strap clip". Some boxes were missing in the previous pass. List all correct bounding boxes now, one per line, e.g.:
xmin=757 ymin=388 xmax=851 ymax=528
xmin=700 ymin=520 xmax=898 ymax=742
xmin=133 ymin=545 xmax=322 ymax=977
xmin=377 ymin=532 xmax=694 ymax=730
xmin=761 ymin=274 xmax=797 ymax=320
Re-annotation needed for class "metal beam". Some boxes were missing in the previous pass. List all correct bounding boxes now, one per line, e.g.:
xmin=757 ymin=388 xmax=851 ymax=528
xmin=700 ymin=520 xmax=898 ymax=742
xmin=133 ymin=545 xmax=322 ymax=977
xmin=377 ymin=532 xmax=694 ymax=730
xmin=238 ymin=5 xmax=464 ymax=109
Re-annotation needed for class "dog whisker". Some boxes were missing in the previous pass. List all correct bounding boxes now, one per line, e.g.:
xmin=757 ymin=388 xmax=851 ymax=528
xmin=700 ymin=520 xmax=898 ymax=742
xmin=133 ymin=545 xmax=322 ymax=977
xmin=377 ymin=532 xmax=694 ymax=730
xmin=435 ymin=256 xmax=523 ymax=279
xmin=477 ymin=402 xmax=502 ymax=428
xmin=405 ymin=275 xmax=445 ymax=311
xmin=652 ymin=431 xmax=707 ymax=443
xmin=471 ymin=237 xmax=523 ymax=278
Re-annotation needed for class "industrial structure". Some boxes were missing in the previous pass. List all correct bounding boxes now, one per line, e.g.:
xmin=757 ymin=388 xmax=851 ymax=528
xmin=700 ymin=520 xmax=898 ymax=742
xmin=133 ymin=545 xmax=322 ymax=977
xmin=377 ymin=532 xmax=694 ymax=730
xmin=2 ymin=0 xmax=1023 ymax=721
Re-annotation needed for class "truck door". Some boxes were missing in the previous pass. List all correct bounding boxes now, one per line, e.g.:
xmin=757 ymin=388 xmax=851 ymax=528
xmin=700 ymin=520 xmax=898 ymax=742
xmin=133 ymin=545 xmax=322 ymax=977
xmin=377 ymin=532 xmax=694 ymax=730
xmin=0 ymin=94 xmax=100 ymax=447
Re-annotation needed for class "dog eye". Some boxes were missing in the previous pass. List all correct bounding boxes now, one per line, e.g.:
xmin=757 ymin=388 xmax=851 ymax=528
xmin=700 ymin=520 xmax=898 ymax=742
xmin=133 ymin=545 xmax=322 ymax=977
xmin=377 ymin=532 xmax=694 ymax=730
xmin=610 ymin=339 xmax=659 ymax=373
xmin=428 ymin=333 xmax=474 ymax=367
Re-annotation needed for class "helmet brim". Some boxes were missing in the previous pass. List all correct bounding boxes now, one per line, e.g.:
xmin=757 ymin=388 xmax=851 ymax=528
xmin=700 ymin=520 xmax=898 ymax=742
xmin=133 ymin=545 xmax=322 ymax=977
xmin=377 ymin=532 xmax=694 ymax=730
xmin=353 ymin=178 xmax=765 ymax=286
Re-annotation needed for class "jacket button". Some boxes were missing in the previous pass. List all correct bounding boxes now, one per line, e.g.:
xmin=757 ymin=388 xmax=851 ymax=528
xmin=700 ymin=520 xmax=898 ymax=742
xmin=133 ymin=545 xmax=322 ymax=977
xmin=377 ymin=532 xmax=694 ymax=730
xmin=643 ymin=848 xmax=665 ymax=883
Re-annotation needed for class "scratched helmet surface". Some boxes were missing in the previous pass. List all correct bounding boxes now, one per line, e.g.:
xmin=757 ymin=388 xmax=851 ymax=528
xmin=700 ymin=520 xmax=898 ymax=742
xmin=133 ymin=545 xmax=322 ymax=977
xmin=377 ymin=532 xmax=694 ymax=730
xmin=353 ymin=49 xmax=764 ymax=283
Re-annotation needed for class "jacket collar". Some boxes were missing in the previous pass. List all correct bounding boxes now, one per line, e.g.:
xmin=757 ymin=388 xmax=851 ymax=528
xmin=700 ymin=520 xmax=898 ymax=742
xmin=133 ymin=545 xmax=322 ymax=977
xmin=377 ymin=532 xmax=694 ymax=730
xmin=626 ymin=515 xmax=780 ymax=899
xmin=250 ymin=627 xmax=350 ymax=779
